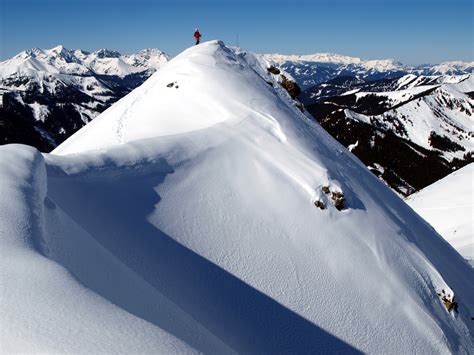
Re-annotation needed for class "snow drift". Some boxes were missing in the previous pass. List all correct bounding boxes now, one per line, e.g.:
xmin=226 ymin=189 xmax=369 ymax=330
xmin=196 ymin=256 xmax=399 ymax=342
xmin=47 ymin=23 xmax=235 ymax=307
xmin=407 ymin=163 xmax=474 ymax=265
xmin=1 ymin=41 xmax=473 ymax=353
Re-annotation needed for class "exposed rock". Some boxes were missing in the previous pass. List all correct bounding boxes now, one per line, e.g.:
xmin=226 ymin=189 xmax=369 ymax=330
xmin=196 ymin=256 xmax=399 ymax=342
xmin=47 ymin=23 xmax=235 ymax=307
xmin=437 ymin=289 xmax=459 ymax=313
xmin=280 ymin=75 xmax=301 ymax=99
xmin=331 ymin=191 xmax=346 ymax=211
xmin=267 ymin=66 xmax=281 ymax=75
xmin=313 ymin=200 xmax=326 ymax=210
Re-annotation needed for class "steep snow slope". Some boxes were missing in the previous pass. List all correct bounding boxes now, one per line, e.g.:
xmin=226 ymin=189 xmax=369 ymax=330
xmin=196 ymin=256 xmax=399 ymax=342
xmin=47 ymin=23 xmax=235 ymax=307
xmin=0 ymin=145 xmax=201 ymax=353
xmin=407 ymin=164 xmax=474 ymax=265
xmin=2 ymin=41 xmax=473 ymax=353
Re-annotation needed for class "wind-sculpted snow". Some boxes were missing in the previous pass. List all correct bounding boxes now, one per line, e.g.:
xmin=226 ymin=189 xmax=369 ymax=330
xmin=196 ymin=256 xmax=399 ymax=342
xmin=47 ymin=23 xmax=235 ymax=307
xmin=0 ymin=145 xmax=196 ymax=353
xmin=407 ymin=163 xmax=474 ymax=265
xmin=1 ymin=41 xmax=473 ymax=353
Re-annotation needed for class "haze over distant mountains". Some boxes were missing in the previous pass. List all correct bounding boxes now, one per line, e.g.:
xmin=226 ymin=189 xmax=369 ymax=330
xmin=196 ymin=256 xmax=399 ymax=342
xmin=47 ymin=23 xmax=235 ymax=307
xmin=263 ymin=52 xmax=473 ymax=90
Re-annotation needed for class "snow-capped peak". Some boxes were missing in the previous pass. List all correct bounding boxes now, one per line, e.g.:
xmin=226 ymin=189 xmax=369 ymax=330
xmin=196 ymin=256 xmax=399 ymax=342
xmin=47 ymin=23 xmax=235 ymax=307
xmin=138 ymin=48 xmax=167 ymax=55
xmin=362 ymin=58 xmax=404 ymax=71
xmin=22 ymin=47 xmax=45 ymax=58
xmin=93 ymin=48 xmax=122 ymax=58
xmin=2 ymin=40 xmax=471 ymax=353
xmin=428 ymin=61 xmax=474 ymax=75
xmin=263 ymin=52 xmax=406 ymax=71
xmin=50 ymin=44 xmax=65 ymax=53
xmin=263 ymin=52 xmax=364 ymax=65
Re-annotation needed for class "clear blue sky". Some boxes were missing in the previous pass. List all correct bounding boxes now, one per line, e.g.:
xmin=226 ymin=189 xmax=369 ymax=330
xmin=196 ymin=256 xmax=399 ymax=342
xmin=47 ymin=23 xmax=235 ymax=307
xmin=0 ymin=0 xmax=472 ymax=64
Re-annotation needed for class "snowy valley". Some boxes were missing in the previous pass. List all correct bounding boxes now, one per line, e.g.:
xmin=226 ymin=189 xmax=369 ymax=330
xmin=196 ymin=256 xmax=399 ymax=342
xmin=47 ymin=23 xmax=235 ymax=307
xmin=1 ymin=41 xmax=473 ymax=353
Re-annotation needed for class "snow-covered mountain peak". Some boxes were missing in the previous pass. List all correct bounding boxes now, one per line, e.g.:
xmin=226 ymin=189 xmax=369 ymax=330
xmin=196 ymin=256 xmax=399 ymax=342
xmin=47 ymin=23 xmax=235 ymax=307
xmin=122 ymin=48 xmax=170 ymax=69
xmin=0 ymin=45 xmax=171 ymax=81
xmin=2 ymin=40 xmax=474 ymax=352
xmin=362 ymin=58 xmax=403 ymax=71
xmin=49 ymin=44 xmax=66 ymax=54
xmin=72 ymin=48 xmax=90 ymax=56
xmin=137 ymin=48 xmax=167 ymax=55
xmin=55 ymin=40 xmax=284 ymax=153
xmin=93 ymin=48 xmax=122 ymax=58
xmin=263 ymin=52 xmax=405 ymax=71
xmin=416 ymin=61 xmax=474 ymax=76
xmin=48 ymin=45 xmax=82 ymax=65
xmin=22 ymin=47 xmax=45 ymax=58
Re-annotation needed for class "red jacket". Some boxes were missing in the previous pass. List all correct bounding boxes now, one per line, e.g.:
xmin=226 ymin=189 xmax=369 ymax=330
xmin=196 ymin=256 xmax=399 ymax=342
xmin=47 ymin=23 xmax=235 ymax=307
xmin=194 ymin=31 xmax=201 ymax=39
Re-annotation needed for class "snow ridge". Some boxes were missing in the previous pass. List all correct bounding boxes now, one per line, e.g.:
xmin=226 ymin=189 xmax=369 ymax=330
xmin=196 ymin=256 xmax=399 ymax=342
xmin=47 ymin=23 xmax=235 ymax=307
xmin=1 ymin=41 xmax=473 ymax=353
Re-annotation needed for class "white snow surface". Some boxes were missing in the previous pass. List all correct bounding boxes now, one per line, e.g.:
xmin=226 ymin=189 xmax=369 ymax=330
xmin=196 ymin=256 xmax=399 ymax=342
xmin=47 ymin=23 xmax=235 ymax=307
xmin=28 ymin=102 xmax=50 ymax=122
xmin=0 ymin=145 xmax=199 ymax=353
xmin=407 ymin=164 xmax=474 ymax=264
xmin=2 ymin=41 xmax=473 ymax=353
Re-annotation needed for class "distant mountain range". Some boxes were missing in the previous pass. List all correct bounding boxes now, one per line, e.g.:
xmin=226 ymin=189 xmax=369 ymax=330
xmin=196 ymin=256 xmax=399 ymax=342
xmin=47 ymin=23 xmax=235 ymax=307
xmin=264 ymin=52 xmax=473 ymax=90
xmin=299 ymin=74 xmax=473 ymax=195
xmin=262 ymin=53 xmax=473 ymax=195
xmin=0 ymin=45 xmax=169 ymax=151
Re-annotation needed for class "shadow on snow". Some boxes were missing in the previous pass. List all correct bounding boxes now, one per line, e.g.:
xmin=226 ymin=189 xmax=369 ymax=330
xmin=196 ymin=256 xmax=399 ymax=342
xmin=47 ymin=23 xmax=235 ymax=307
xmin=46 ymin=158 xmax=361 ymax=354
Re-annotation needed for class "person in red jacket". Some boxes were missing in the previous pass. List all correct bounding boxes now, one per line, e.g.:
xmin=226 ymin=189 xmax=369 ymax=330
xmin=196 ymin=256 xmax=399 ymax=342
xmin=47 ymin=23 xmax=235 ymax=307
xmin=194 ymin=28 xmax=201 ymax=45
